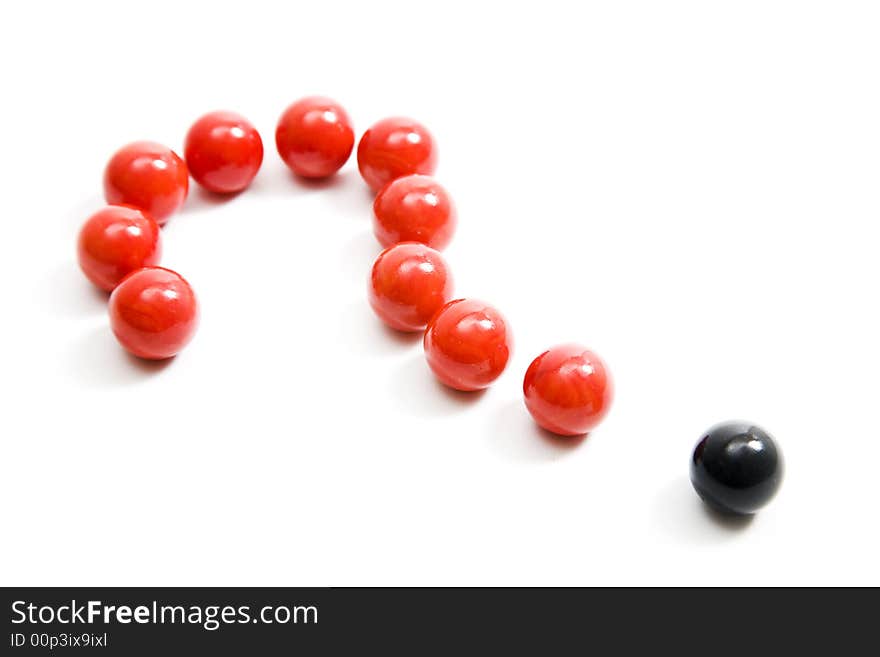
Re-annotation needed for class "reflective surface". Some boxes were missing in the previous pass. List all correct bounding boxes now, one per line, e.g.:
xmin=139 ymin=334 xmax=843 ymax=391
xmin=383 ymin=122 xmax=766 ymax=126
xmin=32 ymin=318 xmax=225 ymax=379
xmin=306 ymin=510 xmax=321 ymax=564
xmin=357 ymin=117 xmax=437 ymax=191
xmin=275 ymin=96 xmax=354 ymax=178
xmin=690 ymin=421 xmax=783 ymax=515
xmin=523 ymin=344 xmax=613 ymax=437
xmin=109 ymin=267 xmax=199 ymax=360
xmin=423 ymin=299 xmax=512 ymax=391
xmin=184 ymin=111 xmax=264 ymax=193
xmin=373 ymin=175 xmax=456 ymax=250
xmin=77 ymin=205 xmax=162 ymax=292
xmin=103 ymin=141 xmax=189 ymax=224
xmin=369 ymin=242 xmax=453 ymax=332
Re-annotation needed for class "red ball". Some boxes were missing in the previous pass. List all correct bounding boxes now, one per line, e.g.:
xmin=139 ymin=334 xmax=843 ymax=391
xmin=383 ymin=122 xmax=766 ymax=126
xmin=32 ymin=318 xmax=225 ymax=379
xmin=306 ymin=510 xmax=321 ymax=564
xmin=109 ymin=267 xmax=199 ymax=360
xmin=523 ymin=344 xmax=613 ymax=437
xmin=423 ymin=299 xmax=512 ymax=391
xmin=103 ymin=141 xmax=189 ymax=224
xmin=357 ymin=117 xmax=437 ymax=191
xmin=275 ymin=96 xmax=354 ymax=178
xmin=369 ymin=243 xmax=453 ymax=332
xmin=184 ymin=111 xmax=264 ymax=193
xmin=77 ymin=205 xmax=162 ymax=292
xmin=373 ymin=175 xmax=456 ymax=250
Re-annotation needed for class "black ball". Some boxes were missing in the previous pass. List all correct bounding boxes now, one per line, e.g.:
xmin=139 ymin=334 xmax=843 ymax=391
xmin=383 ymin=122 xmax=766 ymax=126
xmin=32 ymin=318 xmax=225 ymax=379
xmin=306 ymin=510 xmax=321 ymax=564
xmin=689 ymin=421 xmax=783 ymax=515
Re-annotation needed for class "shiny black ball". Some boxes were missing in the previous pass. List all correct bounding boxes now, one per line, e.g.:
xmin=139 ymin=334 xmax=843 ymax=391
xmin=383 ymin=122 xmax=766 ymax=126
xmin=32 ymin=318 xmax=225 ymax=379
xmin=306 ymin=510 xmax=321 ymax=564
xmin=690 ymin=421 xmax=783 ymax=515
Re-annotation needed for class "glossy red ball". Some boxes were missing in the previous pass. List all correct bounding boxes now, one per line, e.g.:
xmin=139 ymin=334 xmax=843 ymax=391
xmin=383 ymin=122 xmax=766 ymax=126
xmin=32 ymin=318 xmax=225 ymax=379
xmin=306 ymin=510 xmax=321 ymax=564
xmin=109 ymin=267 xmax=199 ymax=360
xmin=423 ymin=299 xmax=512 ymax=391
xmin=369 ymin=243 xmax=453 ymax=332
xmin=373 ymin=175 xmax=456 ymax=250
xmin=357 ymin=117 xmax=437 ymax=191
xmin=275 ymin=96 xmax=354 ymax=178
xmin=103 ymin=141 xmax=189 ymax=224
xmin=523 ymin=344 xmax=613 ymax=437
xmin=184 ymin=111 xmax=263 ymax=193
xmin=77 ymin=205 xmax=162 ymax=292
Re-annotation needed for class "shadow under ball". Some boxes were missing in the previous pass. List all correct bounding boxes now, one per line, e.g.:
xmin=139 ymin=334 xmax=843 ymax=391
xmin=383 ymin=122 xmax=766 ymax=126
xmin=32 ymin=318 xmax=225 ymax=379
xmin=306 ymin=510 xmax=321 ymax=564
xmin=690 ymin=421 xmax=783 ymax=515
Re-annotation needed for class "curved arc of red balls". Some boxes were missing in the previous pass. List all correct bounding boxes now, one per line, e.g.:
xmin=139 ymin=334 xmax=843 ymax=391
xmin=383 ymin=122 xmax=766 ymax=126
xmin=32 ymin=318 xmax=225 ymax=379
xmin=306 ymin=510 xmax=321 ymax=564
xmin=77 ymin=100 xmax=613 ymax=437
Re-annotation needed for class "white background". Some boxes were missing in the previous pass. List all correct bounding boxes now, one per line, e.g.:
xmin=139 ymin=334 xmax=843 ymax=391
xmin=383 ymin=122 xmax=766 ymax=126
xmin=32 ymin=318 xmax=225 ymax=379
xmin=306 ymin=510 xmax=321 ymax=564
xmin=1 ymin=0 xmax=878 ymax=586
